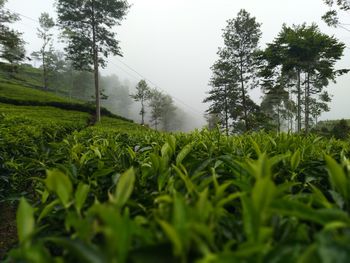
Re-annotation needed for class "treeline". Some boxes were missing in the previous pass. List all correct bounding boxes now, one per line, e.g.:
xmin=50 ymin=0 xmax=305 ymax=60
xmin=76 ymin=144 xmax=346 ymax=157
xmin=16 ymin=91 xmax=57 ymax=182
xmin=0 ymin=0 xmax=188 ymax=131
xmin=205 ymin=3 xmax=349 ymax=134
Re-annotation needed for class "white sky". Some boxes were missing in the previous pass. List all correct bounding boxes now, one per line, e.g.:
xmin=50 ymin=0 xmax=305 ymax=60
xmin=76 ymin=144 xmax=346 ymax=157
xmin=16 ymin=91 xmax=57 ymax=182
xmin=5 ymin=0 xmax=350 ymax=126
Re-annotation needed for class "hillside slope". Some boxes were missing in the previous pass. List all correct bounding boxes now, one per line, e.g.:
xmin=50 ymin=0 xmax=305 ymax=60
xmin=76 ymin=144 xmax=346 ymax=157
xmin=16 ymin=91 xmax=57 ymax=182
xmin=0 ymin=65 xmax=138 ymax=127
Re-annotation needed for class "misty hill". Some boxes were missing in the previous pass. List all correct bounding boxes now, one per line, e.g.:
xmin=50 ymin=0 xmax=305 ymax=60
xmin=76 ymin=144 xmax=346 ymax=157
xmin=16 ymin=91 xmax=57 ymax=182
xmin=0 ymin=64 xmax=149 ymax=133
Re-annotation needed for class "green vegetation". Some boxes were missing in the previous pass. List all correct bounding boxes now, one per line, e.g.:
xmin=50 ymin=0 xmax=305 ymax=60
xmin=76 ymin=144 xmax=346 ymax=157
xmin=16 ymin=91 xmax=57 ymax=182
xmin=1 ymin=68 xmax=350 ymax=261
xmin=1 ymin=60 xmax=350 ymax=263
xmin=1 ymin=0 xmax=350 ymax=262
xmin=3 ymin=123 xmax=350 ymax=262
xmin=205 ymin=9 xmax=346 ymax=134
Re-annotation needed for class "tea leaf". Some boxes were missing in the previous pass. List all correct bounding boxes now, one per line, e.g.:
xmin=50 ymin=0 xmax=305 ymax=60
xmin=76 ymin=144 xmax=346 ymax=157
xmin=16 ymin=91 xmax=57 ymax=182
xmin=114 ymin=168 xmax=135 ymax=208
xmin=176 ymin=142 xmax=194 ymax=166
xmin=45 ymin=169 xmax=73 ymax=208
xmin=75 ymin=183 xmax=90 ymax=213
xmin=17 ymin=197 xmax=35 ymax=244
xmin=291 ymin=150 xmax=301 ymax=171
xmin=158 ymin=220 xmax=183 ymax=256
xmin=325 ymin=155 xmax=349 ymax=201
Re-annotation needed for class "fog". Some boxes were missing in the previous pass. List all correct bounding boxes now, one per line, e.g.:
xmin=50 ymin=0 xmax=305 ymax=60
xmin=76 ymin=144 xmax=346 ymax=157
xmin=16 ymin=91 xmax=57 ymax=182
xmin=5 ymin=0 xmax=350 ymax=129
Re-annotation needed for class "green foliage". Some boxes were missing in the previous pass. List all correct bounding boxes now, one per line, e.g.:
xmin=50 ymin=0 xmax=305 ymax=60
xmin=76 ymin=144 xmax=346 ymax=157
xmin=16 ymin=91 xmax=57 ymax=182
xmin=56 ymin=0 xmax=130 ymax=122
xmin=331 ymin=119 xmax=350 ymax=139
xmin=204 ymin=9 xmax=263 ymax=133
xmin=322 ymin=0 xmax=350 ymax=27
xmin=2 ymin=125 xmax=350 ymax=262
xmin=260 ymin=23 xmax=346 ymax=133
xmin=130 ymin=79 xmax=152 ymax=125
xmin=56 ymin=0 xmax=130 ymax=70
xmin=0 ymin=0 xmax=26 ymax=65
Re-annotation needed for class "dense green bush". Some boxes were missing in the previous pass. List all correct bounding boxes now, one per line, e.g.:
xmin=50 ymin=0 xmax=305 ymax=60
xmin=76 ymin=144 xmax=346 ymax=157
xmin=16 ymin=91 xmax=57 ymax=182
xmin=3 ymin=126 xmax=350 ymax=262
xmin=0 ymin=113 xmax=87 ymax=202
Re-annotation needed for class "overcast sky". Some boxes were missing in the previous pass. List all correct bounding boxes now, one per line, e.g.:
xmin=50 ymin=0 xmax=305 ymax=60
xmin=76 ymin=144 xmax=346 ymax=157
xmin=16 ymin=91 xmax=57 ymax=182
xmin=5 ymin=0 xmax=350 ymax=126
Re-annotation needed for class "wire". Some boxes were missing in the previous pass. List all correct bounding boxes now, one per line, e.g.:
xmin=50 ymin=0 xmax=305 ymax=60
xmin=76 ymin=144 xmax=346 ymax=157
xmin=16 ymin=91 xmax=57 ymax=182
xmin=17 ymin=13 xmax=39 ymax=24
xmin=113 ymin=58 xmax=205 ymax=117
xmin=3 ymin=8 xmax=205 ymax=118
xmin=109 ymin=60 xmax=204 ymax=119
xmin=338 ymin=24 xmax=350 ymax=33
xmin=109 ymin=61 xmax=142 ymax=81
xmin=4 ymin=8 xmax=40 ymax=24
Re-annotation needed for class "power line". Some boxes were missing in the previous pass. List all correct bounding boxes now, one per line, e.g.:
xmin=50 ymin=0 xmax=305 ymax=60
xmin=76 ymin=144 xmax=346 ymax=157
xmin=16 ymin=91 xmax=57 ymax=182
xmin=338 ymin=24 xmax=350 ymax=33
xmin=109 ymin=61 xmax=142 ymax=81
xmin=17 ymin=13 xmax=39 ymax=24
xmin=4 ymin=8 xmax=205 ymax=118
xmin=113 ymin=58 xmax=205 ymax=117
xmin=5 ymin=8 xmax=40 ymax=24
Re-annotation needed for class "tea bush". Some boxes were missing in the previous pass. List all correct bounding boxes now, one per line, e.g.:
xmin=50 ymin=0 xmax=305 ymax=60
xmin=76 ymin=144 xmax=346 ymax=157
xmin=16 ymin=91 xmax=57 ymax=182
xmin=3 ymin=126 xmax=350 ymax=263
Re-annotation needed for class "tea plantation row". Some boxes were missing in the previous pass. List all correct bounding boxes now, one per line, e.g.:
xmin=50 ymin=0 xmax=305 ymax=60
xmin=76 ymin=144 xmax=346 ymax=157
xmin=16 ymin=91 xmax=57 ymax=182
xmin=1 ymin=110 xmax=350 ymax=262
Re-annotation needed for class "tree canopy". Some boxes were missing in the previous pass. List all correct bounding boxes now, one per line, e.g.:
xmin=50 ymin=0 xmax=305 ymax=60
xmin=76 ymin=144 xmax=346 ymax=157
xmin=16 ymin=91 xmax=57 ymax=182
xmin=56 ymin=0 xmax=130 ymax=122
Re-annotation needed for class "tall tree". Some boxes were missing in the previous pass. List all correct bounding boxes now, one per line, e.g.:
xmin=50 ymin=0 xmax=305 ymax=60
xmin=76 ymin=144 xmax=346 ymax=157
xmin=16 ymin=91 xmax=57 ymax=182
xmin=31 ymin=13 xmax=55 ymax=90
xmin=261 ymin=24 xmax=346 ymax=133
xmin=204 ymin=59 xmax=238 ymax=135
xmin=205 ymin=9 xmax=262 ymax=133
xmin=148 ymin=89 xmax=164 ymax=130
xmin=223 ymin=9 xmax=262 ymax=131
xmin=56 ymin=0 xmax=129 ymax=122
xmin=0 ymin=0 xmax=25 ymax=67
xmin=130 ymin=80 xmax=152 ymax=125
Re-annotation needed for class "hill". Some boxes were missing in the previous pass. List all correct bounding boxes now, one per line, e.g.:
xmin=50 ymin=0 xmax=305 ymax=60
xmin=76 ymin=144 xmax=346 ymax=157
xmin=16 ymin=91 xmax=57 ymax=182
xmin=0 ymin=64 xmax=136 ymax=126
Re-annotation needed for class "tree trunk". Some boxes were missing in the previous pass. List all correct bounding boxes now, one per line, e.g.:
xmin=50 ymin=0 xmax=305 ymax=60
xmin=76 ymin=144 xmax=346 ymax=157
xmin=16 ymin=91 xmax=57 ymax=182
xmin=141 ymin=99 xmax=145 ymax=125
xmin=297 ymin=69 xmax=301 ymax=132
xmin=93 ymin=47 xmax=100 ymax=122
xmin=240 ymin=59 xmax=249 ymax=132
xmin=277 ymin=105 xmax=281 ymax=133
xmin=92 ymin=0 xmax=100 ymax=123
xmin=224 ymin=85 xmax=229 ymax=136
xmin=42 ymin=51 xmax=48 ymax=90
xmin=305 ymin=72 xmax=310 ymax=134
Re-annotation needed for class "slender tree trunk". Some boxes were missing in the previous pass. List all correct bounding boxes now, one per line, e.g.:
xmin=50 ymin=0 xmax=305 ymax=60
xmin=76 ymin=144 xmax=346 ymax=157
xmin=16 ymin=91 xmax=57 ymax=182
xmin=305 ymin=72 xmax=310 ymax=134
xmin=240 ymin=59 xmax=248 ymax=132
xmin=224 ymin=85 xmax=229 ymax=136
xmin=91 ymin=0 xmax=100 ymax=122
xmin=277 ymin=105 xmax=281 ymax=133
xmin=297 ymin=69 xmax=301 ymax=132
xmin=141 ymin=99 xmax=145 ymax=125
xmin=93 ymin=46 xmax=100 ymax=122
xmin=42 ymin=52 xmax=47 ymax=90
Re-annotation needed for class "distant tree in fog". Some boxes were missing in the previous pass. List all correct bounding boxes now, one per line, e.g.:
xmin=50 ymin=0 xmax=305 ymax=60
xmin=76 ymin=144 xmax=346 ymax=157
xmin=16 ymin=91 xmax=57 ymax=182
xmin=130 ymin=80 xmax=152 ymax=125
xmin=148 ymin=89 xmax=164 ymax=130
xmin=102 ymin=74 xmax=133 ymax=118
xmin=160 ymin=94 xmax=177 ymax=131
xmin=31 ymin=13 xmax=55 ymax=90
